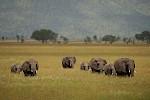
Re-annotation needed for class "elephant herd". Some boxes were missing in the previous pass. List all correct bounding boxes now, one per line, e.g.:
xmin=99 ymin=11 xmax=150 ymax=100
xmin=62 ymin=57 xmax=135 ymax=77
xmin=11 ymin=57 xmax=135 ymax=77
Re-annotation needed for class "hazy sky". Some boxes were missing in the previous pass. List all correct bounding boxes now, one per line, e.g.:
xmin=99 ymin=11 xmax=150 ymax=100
xmin=0 ymin=0 xmax=150 ymax=38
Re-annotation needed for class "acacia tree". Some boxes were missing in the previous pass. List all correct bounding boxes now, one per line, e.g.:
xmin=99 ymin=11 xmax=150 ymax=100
xmin=2 ymin=36 xmax=4 ymax=42
xmin=102 ymin=35 xmax=116 ymax=44
xmin=84 ymin=36 xmax=92 ymax=44
xmin=60 ymin=36 xmax=68 ymax=44
xmin=93 ymin=35 xmax=97 ymax=42
xmin=142 ymin=31 xmax=150 ymax=44
xmin=135 ymin=31 xmax=150 ymax=44
xmin=31 ymin=29 xmax=58 ymax=44
xmin=16 ymin=35 xmax=20 ymax=42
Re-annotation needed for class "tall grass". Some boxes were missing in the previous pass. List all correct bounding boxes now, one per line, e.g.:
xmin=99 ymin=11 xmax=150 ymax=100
xmin=0 ymin=44 xmax=150 ymax=100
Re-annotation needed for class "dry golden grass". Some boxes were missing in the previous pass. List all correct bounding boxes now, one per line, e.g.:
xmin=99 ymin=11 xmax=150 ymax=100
xmin=0 ymin=43 xmax=150 ymax=100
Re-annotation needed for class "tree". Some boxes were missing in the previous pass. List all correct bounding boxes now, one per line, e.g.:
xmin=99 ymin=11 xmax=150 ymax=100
xmin=60 ymin=36 xmax=68 ymax=44
xmin=135 ymin=31 xmax=150 ymax=44
xmin=31 ymin=29 xmax=58 ymax=44
xmin=102 ymin=35 xmax=116 ymax=44
xmin=135 ymin=34 xmax=144 ymax=42
xmin=84 ymin=36 xmax=92 ymax=44
xmin=16 ymin=35 xmax=20 ymax=43
xmin=93 ymin=35 xmax=97 ymax=42
xmin=123 ymin=37 xmax=128 ymax=43
xmin=51 ymin=33 xmax=58 ymax=44
xmin=142 ymin=31 xmax=150 ymax=44
xmin=2 ymin=36 xmax=4 ymax=42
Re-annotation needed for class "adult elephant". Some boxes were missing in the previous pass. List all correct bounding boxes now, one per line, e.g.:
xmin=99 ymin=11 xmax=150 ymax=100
xmin=104 ymin=63 xmax=116 ymax=76
xmin=21 ymin=59 xmax=39 ymax=76
xmin=11 ymin=63 xmax=22 ymax=73
xmin=114 ymin=58 xmax=135 ymax=77
xmin=80 ymin=62 xmax=90 ymax=71
xmin=62 ymin=56 xmax=76 ymax=68
xmin=90 ymin=58 xmax=107 ymax=73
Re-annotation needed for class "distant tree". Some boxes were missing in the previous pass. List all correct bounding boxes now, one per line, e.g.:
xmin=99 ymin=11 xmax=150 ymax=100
xmin=142 ymin=31 xmax=150 ymax=44
xmin=123 ymin=37 xmax=128 ymax=43
xmin=116 ymin=36 xmax=120 ymax=41
xmin=2 ymin=36 xmax=4 ymax=42
xmin=16 ymin=35 xmax=20 ymax=42
xmin=31 ymin=29 xmax=58 ymax=44
xmin=84 ymin=36 xmax=92 ymax=44
xmin=60 ymin=36 xmax=68 ymax=44
xmin=93 ymin=35 xmax=97 ymax=42
xmin=102 ymin=35 xmax=116 ymax=44
xmin=51 ymin=33 xmax=58 ymax=44
xmin=135 ymin=31 xmax=150 ymax=44
xmin=135 ymin=34 xmax=144 ymax=42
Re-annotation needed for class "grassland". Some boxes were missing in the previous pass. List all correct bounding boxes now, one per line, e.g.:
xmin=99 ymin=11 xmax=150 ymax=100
xmin=0 ymin=43 xmax=150 ymax=100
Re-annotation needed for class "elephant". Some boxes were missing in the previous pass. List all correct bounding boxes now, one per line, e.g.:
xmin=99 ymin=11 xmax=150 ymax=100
xmin=114 ymin=58 xmax=135 ymax=77
xmin=21 ymin=59 xmax=39 ymax=76
xmin=104 ymin=63 xmax=116 ymax=76
xmin=62 ymin=56 xmax=76 ymax=68
xmin=80 ymin=62 xmax=90 ymax=71
xmin=90 ymin=58 xmax=107 ymax=73
xmin=11 ymin=63 xmax=23 ymax=73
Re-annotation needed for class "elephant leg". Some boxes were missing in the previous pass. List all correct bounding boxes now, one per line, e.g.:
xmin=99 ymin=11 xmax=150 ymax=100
xmin=63 ymin=63 xmax=67 ymax=68
xmin=23 ymin=71 xmax=29 ymax=76
xmin=30 ymin=71 xmax=36 ymax=76
xmin=130 ymin=70 xmax=134 ymax=77
xmin=91 ymin=69 xmax=95 ymax=73
xmin=99 ymin=69 xmax=103 ymax=73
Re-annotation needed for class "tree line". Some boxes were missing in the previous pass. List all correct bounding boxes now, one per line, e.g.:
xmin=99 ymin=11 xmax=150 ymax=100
xmin=1 ymin=29 xmax=150 ymax=44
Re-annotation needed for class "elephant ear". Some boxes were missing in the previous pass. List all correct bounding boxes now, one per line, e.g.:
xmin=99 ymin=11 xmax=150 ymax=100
xmin=119 ymin=60 xmax=126 ymax=71
xmin=64 ymin=57 xmax=70 ymax=65
xmin=22 ymin=61 xmax=30 ymax=71
xmin=72 ymin=57 xmax=76 ymax=63
xmin=103 ymin=59 xmax=107 ymax=65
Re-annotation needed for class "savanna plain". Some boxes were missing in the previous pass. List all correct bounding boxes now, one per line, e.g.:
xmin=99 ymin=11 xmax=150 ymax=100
xmin=0 ymin=43 xmax=150 ymax=100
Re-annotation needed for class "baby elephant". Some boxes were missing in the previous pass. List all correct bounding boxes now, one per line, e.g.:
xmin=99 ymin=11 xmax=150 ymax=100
xmin=11 ymin=63 xmax=23 ymax=73
xmin=22 ymin=59 xmax=39 ymax=76
xmin=80 ymin=62 xmax=90 ymax=71
xmin=104 ymin=64 xmax=116 ymax=76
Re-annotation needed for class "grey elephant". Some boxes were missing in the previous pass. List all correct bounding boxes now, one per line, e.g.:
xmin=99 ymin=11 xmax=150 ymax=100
xmin=80 ymin=62 xmax=90 ymax=71
xmin=114 ymin=58 xmax=135 ymax=77
xmin=21 ymin=59 xmax=39 ymax=76
xmin=62 ymin=56 xmax=76 ymax=68
xmin=11 ymin=63 xmax=23 ymax=73
xmin=90 ymin=58 xmax=107 ymax=73
xmin=104 ymin=63 xmax=116 ymax=76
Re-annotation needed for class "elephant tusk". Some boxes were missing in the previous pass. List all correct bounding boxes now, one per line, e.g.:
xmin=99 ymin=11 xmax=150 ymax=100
xmin=134 ymin=70 xmax=137 ymax=73
xmin=129 ymin=70 xmax=130 ymax=73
